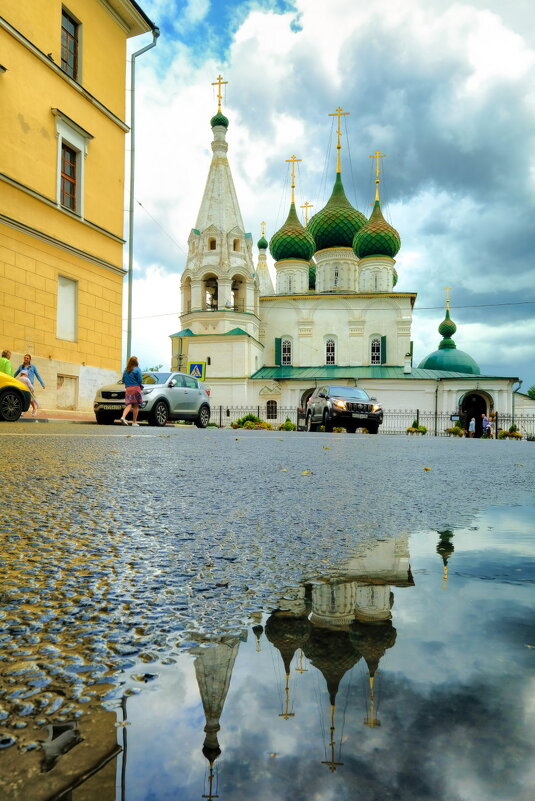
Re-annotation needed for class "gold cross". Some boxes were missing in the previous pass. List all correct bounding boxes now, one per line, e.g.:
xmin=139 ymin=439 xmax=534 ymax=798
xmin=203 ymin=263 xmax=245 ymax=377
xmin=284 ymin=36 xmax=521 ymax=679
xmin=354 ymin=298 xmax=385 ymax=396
xmin=369 ymin=150 xmax=386 ymax=201
xmin=260 ymin=220 xmax=266 ymax=237
xmin=328 ymin=107 xmax=350 ymax=172
xmin=445 ymin=286 xmax=451 ymax=310
xmin=300 ymin=201 xmax=313 ymax=224
xmin=285 ymin=155 xmax=302 ymax=204
xmin=211 ymin=74 xmax=228 ymax=112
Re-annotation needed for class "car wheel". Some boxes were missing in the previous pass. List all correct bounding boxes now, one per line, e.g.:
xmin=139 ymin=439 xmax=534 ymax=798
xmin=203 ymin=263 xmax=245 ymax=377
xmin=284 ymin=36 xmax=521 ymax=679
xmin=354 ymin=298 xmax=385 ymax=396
xmin=149 ymin=400 xmax=169 ymax=427
xmin=366 ymin=422 xmax=379 ymax=434
xmin=0 ymin=390 xmax=24 ymax=422
xmin=95 ymin=411 xmax=115 ymax=425
xmin=346 ymin=422 xmax=357 ymax=433
xmin=306 ymin=413 xmax=317 ymax=432
xmin=323 ymin=411 xmax=333 ymax=432
xmin=195 ymin=405 xmax=210 ymax=428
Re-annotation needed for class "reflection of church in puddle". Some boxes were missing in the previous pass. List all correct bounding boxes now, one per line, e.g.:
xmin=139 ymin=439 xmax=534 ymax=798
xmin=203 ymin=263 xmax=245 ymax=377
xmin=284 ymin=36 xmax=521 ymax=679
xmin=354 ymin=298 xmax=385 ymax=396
xmin=190 ymin=536 xmax=414 ymax=796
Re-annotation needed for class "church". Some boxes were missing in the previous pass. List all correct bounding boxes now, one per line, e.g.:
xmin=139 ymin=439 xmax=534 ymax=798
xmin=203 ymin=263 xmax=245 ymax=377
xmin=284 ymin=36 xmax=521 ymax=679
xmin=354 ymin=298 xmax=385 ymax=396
xmin=170 ymin=80 xmax=533 ymax=426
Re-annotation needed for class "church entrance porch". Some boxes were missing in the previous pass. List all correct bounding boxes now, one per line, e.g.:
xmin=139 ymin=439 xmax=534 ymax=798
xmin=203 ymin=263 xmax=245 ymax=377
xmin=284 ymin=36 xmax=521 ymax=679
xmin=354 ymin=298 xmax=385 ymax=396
xmin=459 ymin=391 xmax=492 ymax=437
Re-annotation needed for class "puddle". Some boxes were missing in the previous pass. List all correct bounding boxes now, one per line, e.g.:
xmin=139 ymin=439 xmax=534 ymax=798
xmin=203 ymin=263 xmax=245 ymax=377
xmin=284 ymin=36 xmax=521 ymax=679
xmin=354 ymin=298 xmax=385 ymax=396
xmin=1 ymin=506 xmax=534 ymax=800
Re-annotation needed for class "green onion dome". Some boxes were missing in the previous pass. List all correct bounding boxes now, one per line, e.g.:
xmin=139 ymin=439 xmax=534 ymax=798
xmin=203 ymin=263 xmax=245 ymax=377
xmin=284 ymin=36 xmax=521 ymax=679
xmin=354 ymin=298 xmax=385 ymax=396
xmin=418 ymin=308 xmax=480 ymax=374
xmin=307 ymin=173 xmax=367 ymax=251
xmin=257 ymin=235 xmax=268 ymax=250
xmin=392 ymin=267 xmax=398 ymax=287
xmin=210 ymin=111 xmax=229 ymax=128
xmin=353 ymin=200 xmax=401 ymax=259
xmin=308 ymin=263 xmax=316 ymax=289
xmin=269 ymin=202 xmax=316 ymax=262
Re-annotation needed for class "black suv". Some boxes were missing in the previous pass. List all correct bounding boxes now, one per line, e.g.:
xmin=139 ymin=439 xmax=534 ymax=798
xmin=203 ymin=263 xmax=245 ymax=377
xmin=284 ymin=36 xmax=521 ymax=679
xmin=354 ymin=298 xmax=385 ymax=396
xmin=305 ymin=385 xmax=383 ymax=433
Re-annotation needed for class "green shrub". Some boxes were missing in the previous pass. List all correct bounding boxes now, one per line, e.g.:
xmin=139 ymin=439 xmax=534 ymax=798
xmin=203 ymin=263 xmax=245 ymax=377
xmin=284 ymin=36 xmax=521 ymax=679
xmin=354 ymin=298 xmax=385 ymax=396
xmin=278 ymin=417 xmax=297 ymax=431
xmin=235 ymin=413 xmax=262 ymax=427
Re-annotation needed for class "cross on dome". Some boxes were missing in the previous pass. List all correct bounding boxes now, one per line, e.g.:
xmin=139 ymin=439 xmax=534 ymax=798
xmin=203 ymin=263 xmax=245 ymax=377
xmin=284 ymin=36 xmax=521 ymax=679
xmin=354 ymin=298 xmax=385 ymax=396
xmin=285 ymin=154 xmax=302 ymax=204
xmin=370 ymin=150 xmax=386 ymax=202
xmin=328 ymin=107 xmax=349 ymax=173
xmin=211 ymin=74 xmax=228 ymax=113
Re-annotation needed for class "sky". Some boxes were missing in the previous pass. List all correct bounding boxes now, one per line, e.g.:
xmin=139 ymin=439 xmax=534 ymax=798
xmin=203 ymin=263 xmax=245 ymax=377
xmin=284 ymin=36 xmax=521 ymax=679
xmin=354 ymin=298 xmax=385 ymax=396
xmin=124 ymin=0 xmax=535 ymax=391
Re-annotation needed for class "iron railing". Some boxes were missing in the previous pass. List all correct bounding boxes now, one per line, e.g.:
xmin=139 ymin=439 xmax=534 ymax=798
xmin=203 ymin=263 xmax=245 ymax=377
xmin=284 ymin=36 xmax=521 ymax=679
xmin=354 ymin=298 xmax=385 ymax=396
xmin=209 ymin=406 xmax=535 ymax=437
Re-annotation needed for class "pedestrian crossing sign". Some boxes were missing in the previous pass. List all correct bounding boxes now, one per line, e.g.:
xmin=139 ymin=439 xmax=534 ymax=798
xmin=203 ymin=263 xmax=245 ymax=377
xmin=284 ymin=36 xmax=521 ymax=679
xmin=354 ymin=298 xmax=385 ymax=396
xmin=187 ymin=361 xmax=206 ymax=381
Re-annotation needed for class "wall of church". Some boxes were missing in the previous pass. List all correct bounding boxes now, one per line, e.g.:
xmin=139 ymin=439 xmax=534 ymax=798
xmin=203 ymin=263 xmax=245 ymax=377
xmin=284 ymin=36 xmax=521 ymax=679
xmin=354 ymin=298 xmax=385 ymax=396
xmin=259 ymin=295 xmax=413 ymax=367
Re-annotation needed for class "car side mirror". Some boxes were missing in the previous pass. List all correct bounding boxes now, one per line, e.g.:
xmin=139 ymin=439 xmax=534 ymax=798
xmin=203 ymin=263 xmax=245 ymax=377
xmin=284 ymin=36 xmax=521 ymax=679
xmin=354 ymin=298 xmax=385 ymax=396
xmin=318 ymin=392 xmax=326 ymax=399
xmin=370 ymin=397 xmax=377 ymax=402
xmin=168 ymin=379 xmax=177 ymax=388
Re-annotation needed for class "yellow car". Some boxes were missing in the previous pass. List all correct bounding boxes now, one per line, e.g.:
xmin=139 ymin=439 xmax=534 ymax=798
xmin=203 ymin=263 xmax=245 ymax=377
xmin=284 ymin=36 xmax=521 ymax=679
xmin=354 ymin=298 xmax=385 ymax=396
xmin=0 ymin=372 xmax=31 ymax=422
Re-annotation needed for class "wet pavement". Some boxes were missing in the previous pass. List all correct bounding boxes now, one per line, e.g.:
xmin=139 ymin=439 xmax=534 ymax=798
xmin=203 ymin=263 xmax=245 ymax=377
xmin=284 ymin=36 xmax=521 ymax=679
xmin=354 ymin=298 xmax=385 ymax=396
xmin=0 ymin=426 xmax=534 ymax=800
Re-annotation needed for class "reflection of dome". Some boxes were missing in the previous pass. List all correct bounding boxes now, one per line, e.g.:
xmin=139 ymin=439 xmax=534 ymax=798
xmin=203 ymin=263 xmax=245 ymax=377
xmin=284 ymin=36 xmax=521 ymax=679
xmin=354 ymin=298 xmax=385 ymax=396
xmin=353 ymin=200 xmax=401 ymax=259
xmin=210 ymin=111 xmax=229 ymax=128
xmin=418 ymin=307 xmax=481 ymax=374
xmin=269 ymin=203 xmax=316 ymax=262
xmin=437 ymin=530 xmax=455 ymax=566
xmin=303 ymin=627 xmax=361 ymax=704
xmin=307 ymin=173 xmax=366 ymax=251
xmin=350 ymin=620 xmax=397 ymax=677
xmin=265 ymin=612 xmax=311 ymax=673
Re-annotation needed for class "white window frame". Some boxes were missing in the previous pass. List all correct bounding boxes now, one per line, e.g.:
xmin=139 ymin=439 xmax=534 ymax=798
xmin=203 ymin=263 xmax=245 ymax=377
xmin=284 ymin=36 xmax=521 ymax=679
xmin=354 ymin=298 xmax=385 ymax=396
xmin=281 ymin=338 xmax=292 ymax=365
xmin=52 ymin=109 xmax=93 ymax=217
xmin=57 ymin=274 xmax=78 ymax=341
xmin=370 ymin=337 xmax=381 ymax=365
xmin=325 ymin=338 xmax=336 ymax=365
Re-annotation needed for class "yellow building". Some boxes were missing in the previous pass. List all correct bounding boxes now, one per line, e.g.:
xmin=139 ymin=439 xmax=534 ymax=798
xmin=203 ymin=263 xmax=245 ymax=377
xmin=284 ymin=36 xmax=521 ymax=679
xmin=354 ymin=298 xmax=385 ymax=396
xmin=0 ymin=0 xmax=156 ymax=409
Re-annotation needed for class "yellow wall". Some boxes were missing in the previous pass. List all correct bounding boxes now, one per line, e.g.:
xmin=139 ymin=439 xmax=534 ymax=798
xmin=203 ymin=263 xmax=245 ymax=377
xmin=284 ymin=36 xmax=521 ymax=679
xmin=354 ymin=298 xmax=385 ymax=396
xmin=0 ymin=1 xmax=152 ymax=408
xmin=0 ymin=224 xmax=123 ymax=368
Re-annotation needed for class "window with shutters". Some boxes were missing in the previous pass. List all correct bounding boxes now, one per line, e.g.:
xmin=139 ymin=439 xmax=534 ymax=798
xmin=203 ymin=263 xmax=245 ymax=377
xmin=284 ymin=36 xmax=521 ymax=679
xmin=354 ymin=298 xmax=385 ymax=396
xmin=282 ymin=339 xmax=292 ymax=365
xmin=326 ymin=338 xmax=335 ymax=365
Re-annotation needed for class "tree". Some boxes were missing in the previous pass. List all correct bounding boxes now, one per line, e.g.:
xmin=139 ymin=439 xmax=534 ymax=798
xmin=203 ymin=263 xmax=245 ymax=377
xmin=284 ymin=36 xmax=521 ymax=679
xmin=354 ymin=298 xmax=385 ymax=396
xmin=144 ymin=363 xmax=163 ymax=372
xmin=527 ymin=385 xmax=535 ymax=400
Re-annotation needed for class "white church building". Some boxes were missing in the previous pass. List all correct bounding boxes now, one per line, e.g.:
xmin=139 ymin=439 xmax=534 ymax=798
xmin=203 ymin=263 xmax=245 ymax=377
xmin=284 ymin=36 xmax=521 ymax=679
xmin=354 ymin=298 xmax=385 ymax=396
xmin=170 ymin=90 xmax=534 ymax=429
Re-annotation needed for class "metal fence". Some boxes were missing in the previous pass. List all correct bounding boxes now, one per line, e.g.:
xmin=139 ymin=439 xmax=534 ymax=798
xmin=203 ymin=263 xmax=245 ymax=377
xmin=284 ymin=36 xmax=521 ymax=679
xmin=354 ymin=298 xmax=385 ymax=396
xmin=210 ymin=405 xmax=535 ymax=437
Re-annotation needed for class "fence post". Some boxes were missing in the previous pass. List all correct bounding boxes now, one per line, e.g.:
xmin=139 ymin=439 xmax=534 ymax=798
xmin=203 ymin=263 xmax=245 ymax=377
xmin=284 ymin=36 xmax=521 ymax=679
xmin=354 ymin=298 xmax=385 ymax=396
xmin=495 ymin=411 xmax=498 ymax=440
xmin=416 ymin=409 xmax=419 ymax=427
xmin=219 ymin=405 xmax=222 ymax=428
xmin=257 ymin=406 xmax=260 ymax=418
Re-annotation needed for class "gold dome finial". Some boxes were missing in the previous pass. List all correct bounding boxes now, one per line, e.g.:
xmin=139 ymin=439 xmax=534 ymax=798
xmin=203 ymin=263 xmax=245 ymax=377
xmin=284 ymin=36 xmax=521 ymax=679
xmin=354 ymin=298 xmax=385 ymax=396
xmin=445 ymin=286 xmax=451 ymax=312
xmin=285 ymin=154 xmax=302 ymax=205
xmin=211 ymin=74 xmax=228 ymax=113
xmin=328 ymin=107 xmax=350 ymax=173
xmin=260 ymin=220 xmax=266 ymax=238
xmin=370 ymin=150 xmax=386 ymax=202
xmin=300 ymin=201 xmax=313 ymax=225
xmin=363 ymin=675 xmax=381 ymax=728
xmin=321 ymin=704 xmax=344 ymax=772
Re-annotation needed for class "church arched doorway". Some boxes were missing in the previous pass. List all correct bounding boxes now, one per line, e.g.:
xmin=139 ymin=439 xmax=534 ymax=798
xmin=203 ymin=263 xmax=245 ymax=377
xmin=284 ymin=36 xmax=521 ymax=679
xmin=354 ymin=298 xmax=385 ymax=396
xmin=459 ymin=392 xmax=492 ymax=438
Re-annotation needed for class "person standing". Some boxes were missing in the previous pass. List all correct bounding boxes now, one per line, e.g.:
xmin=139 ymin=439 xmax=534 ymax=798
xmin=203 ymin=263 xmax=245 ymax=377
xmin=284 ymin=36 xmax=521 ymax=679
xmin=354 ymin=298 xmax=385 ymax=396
xmin=14 ymin=354 xmax=45 ymax=390
xmin=481 ymin=413 xmax=490 ymax=436
xmin=468 ymin=417 xmax=476 ymax=438
xmin=0 ymin=350 xmax=14 ymax=376
xmin=120 ymin=356 xmax=143 ymax=426
xmin=17 ymin=370 xmax=39 ymax=416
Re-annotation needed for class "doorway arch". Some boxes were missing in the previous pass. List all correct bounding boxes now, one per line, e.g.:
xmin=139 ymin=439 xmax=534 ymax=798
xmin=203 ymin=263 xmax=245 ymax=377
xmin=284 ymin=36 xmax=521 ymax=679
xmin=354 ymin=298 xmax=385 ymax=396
xmin=459 ymin=391 xmax=493 ymax=438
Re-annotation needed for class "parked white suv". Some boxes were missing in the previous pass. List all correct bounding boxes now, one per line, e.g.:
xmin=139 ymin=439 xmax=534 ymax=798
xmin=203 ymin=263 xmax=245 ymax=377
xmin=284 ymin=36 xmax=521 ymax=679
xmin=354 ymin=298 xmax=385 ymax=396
xmin=94 ymin=371 xmax=211 ymax=427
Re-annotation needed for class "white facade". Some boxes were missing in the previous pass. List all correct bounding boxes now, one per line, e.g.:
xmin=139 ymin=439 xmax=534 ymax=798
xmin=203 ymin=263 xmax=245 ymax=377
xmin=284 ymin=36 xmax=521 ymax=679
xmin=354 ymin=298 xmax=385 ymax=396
xmin=170 ymin=111 xmax=533 ymax=422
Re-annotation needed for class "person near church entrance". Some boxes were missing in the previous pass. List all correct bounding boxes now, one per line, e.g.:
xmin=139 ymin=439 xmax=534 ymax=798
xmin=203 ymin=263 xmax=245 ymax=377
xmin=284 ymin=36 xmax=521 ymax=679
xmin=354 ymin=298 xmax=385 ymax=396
xmin=468 ymin=418 xmax=476 ymax=438
xmin=14 ymin=354 xmax=45 ymax=398
xmin=481 ymin=413 xmax=491 ymax=436
xmin=0 ymin=349 xmax=14 ymax=376
xmin=120 ymin=356 xmax=143 ymax=426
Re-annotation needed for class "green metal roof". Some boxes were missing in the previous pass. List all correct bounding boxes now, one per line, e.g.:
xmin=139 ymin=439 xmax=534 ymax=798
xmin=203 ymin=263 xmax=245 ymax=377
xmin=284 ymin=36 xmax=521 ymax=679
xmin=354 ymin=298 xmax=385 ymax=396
xmin=353 ymin=200 xmax=401 ymax=259
xmin=250 ymin=365 xmax=513 ymax=381
xmin=223 ymin=327 xmax=251 ymax=336
xmin=170 ymin=328 xmax=195 ymax=338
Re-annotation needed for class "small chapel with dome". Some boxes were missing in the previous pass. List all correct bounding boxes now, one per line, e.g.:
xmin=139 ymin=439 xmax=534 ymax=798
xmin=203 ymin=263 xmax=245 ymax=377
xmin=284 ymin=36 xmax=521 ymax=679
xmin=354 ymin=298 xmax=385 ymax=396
xmin=170 ymin=78 xmax=528 ymax=422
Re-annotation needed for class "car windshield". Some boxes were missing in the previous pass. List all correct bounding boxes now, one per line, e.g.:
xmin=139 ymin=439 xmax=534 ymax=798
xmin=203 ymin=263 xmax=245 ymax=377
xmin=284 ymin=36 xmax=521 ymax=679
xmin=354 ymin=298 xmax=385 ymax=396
xmin=117 ymin=372 xmax=171 ymax=385
xmin=328 ymin=386 xmax=370 ymax=400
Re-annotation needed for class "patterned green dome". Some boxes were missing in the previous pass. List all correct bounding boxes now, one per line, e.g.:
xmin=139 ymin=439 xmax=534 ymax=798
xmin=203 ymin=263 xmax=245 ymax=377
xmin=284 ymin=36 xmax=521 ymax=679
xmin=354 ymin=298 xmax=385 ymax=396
xmin=418 ymin=307 xmax=480 ymax=374
xmin=269 ymin=203 xmax=316 ymax=262
xmin=353 ymin=200 xmax=401 ymax=258
xmin=392 ymin=267 xmax=398 ymax=287
xmin=257 ymin=235 xmax=268 ymax=250
xmin=210 ymin=111 xmax=229 ymax=128
xmin=438 ymin=309 xmax=457 ymax=339
xmin=307 ymin=173 xmax=367 ymax=251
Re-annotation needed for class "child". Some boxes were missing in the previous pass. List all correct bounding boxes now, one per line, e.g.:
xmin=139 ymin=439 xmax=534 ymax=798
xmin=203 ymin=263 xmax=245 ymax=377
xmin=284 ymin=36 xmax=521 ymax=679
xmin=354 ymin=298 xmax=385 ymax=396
xmin=17 ymin=370 xmax=39 ymax=417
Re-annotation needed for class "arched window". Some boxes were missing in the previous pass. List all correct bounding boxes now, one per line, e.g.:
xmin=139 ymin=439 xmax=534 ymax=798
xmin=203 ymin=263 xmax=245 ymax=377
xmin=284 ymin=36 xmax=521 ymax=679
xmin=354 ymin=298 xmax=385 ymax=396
xmin=209 ymin=237 xmax=216 ymax=250
xmin=233 ymin=239 xmax=240 ymax=252
xmin=326 ymin=338 xmax=336 ymax=365
xmin=266 ymin=400 xmax=277 ymax=419
xmin=282 ymin=339 xmax=292 ymax=365
xmin=288 ymin=276 xmax=293 ymax=293
xmin=334 ymin=266 xmax=339 ymax=287
xmin=371 ymin=337 xmax=381 ymax=364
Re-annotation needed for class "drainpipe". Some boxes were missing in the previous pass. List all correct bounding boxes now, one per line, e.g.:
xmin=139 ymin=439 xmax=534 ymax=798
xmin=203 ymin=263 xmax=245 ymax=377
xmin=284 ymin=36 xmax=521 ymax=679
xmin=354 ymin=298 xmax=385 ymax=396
xmin=126 ymin=27 xmax=160 ymax=360
xmin=434 ymin=378 xmax=441 ymax=436
xmin=512 ymin=379 xmax=522 ymax=425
